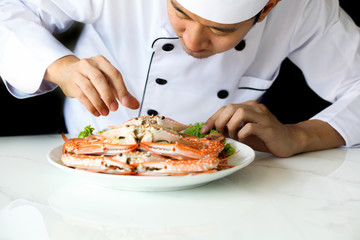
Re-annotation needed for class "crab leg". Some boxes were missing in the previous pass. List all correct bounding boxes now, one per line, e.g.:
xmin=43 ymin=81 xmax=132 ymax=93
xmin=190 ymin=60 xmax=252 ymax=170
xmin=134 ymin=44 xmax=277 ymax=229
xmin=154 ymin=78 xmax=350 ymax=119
xmin=139 ymin=142 xmax=204 ymax=160
xmin=61 ymin=153 xmax=136 ymax=175
xmin=71 ymin=142 xmax=138 ymax=155
xmin=63 ymin=136 xmax=138 ymax=155
xmin=133 ymin=157 xmax=220 ymax=176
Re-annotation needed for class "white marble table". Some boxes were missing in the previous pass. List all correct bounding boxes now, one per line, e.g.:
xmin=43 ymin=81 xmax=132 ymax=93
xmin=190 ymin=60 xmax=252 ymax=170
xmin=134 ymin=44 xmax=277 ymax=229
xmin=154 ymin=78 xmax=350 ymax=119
xmin=0 ymin=134 xmax=359 ymax=240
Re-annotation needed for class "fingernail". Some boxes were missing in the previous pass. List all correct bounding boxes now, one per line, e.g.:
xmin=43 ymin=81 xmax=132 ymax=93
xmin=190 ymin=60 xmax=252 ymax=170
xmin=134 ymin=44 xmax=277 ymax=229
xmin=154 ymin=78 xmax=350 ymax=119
xmin=110 ymin=102 xmax=118 ymax=111
xmin=101 ymin=108 xmax=109 ymax=116
xmin=201 ymin=125 xmax=209 ymax=134
xmin=120 ymin=95 xmax=130 ymax=106
xmin=94 ymin=111 xmax=100 ymax=117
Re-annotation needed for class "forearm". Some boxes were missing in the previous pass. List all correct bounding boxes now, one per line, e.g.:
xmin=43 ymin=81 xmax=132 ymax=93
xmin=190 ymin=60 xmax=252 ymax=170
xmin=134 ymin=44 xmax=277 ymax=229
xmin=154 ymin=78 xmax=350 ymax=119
xmin=0 ymin=1 xmax=73 ymax=94
xmin=289 ymin=119 xmax=345 ymax=154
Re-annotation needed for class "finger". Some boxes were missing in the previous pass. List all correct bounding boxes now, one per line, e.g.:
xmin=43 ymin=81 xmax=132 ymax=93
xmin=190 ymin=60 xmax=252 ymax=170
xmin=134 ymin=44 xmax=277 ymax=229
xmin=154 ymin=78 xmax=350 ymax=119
xmin=80 ymin=57 xmax=118 ymax=113
xmin=226 ymin=106 xmax=263 ymax=138
xmin=237 ymin=122 xmax=268 ymax=152
xmin=240 ymin=134 xmax=269 ymax=153
xmin=212 ymin=105 xmax=240 ymax=134
xmin=75 ymin=72 xmax=108 ymax=116
xmin=71 ymin=85 xmax=101 ymax=117
xmin=201 ymin=107 xmax=226 ymax=134
xmin=93 ymin=56 xmax=140 ymax=109
xmin=242 ymin=100 xmax=259 ymax=106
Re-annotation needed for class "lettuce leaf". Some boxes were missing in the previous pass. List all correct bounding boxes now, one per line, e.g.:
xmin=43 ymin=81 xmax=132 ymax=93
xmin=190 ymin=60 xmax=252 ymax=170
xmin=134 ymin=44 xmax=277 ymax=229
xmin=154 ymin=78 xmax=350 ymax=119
xmin=223 ymin=142 xmax=235 ymax=157
xmin=183 ymin=122 xmax=217 ymax=138
xmin=78 ymin=125 xmax=95 ymax=138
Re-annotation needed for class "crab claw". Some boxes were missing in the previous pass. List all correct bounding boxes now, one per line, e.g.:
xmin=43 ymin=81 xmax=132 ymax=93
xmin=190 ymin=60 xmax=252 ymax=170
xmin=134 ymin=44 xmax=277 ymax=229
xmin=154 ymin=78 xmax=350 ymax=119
xmin=139 ymin=142 xmax=203 ymax=160
xmin=134 ymin=157 xmax=220 ymax=176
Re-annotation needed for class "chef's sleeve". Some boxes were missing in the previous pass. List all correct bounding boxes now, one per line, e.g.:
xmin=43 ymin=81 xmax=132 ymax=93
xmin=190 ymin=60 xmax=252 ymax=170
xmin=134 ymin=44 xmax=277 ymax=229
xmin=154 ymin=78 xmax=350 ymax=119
xmin=0 ymin=0 xmax=104 ymax=98
xmin=287 ymin=0 xmax=360 ymax=147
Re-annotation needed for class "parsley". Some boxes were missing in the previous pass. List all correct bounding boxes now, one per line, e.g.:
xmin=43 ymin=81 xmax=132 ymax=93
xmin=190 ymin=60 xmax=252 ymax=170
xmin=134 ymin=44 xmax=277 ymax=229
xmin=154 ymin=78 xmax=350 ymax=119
xmin=78 ymin=125 xmax=95 ymax=138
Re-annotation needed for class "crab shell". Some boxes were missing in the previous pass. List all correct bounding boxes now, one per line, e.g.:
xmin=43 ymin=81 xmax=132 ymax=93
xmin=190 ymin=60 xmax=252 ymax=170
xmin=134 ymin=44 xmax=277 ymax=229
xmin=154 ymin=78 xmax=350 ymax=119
xmin=112 ymin=115 xmax=189 ymax=132
xmin=139 ymin=137 xmax=225 ymax=160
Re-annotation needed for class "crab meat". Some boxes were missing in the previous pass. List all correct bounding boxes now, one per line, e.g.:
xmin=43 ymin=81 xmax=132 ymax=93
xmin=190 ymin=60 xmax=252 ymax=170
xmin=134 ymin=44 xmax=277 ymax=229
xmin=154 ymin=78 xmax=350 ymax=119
xmin=61 ymin=153 xmax=136 ymax=175
xmin=112 ymin=151 xmax=169 ymax=165
xmin=100 ymin=124 xmax=191 ymax=146
xmin=133 ymin=157 xmax=220 ymax=176
xmin=112 ymin=115 xmax=189 ymax=132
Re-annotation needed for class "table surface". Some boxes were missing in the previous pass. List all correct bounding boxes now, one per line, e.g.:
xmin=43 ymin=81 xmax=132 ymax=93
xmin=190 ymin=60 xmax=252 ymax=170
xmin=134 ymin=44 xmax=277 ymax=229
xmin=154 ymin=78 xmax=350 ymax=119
xmin=0 ymin=134 xmax=359 ymax=240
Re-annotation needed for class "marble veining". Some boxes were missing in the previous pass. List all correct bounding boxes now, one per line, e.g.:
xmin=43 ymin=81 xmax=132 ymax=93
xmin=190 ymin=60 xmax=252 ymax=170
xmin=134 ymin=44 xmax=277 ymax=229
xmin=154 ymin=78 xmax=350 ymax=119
xmin=0 ymin=135 xmax=359 ymax=240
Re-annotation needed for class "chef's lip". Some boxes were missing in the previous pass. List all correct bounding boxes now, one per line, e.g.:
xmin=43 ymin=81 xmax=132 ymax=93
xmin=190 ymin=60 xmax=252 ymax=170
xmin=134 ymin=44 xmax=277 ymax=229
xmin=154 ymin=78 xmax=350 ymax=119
xmin=188 ymin=48 xmax=206 ymax=53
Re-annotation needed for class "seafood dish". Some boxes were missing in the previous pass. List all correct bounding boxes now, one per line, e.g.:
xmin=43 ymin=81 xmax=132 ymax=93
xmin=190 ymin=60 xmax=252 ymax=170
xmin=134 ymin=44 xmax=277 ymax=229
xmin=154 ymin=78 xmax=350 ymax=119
xmin=61 ymin=115 xmax=236 ymax=176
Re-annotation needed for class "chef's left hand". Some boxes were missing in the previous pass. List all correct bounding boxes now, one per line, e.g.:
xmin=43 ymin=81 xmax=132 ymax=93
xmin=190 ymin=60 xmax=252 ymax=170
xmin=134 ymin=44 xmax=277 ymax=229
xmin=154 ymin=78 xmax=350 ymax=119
xmin=201 ymin=100 xmax=345 ymax=157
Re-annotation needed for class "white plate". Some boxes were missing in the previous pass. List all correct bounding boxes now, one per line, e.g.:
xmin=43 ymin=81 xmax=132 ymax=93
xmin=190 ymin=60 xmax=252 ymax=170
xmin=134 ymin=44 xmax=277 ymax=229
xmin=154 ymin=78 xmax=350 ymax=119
xmin=47 ymin=138 xmax=255 ymax=191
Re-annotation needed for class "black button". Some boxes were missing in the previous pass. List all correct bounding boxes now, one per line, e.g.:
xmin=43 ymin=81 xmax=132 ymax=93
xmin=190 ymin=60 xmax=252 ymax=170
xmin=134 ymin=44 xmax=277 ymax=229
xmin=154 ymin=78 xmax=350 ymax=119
xmin=234 ymin=40 xmax=246 ymax=51
xmin=217 ymin=90 xmax=229 ymax=99
xmin=147 ymin=109 xmax=158 ymax=116
xmin=155 ymin=78 xmax=168 ymax=85
xmin=162 ymin=43 xmax=174 ymax=51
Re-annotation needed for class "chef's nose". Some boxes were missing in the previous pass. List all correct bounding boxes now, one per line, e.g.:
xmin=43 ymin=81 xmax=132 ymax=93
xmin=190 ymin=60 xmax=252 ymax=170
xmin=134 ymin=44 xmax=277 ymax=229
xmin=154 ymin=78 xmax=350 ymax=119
xmin=183 ymin=22 xmax=209 ymax=50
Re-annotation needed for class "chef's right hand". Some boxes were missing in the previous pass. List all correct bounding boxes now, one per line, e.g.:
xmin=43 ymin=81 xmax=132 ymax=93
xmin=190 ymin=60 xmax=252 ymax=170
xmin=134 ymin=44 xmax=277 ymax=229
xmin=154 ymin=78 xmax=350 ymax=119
xmin=44 ymin=55 xmax=139 ymax=117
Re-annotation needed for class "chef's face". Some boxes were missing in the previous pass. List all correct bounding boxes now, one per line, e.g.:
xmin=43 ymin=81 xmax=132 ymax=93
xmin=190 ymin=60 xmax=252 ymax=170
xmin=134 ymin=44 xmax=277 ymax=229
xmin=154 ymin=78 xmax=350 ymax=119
xmin=167 ymin=0 xmax=257 ymax=59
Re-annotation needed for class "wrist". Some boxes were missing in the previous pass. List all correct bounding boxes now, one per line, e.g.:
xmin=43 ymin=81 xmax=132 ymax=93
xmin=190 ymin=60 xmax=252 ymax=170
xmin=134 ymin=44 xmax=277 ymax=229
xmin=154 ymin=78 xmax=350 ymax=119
xmin=44 ymin=55 xmax=79 ymax=85
xmin=288 ymin=120 xmax=345 ymax=154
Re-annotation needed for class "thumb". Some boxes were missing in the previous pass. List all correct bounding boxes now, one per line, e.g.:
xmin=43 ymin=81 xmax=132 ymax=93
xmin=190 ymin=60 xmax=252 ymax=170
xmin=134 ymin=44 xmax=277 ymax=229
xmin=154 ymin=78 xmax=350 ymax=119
xmin=120 ymin=94 xmax=140 ymax=109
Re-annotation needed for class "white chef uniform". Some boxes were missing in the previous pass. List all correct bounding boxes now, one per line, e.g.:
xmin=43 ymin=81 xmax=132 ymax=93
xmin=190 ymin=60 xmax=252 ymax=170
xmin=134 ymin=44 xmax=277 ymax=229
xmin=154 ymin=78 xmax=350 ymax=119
xmin=0 ymin=0 xmax=360 ymax=147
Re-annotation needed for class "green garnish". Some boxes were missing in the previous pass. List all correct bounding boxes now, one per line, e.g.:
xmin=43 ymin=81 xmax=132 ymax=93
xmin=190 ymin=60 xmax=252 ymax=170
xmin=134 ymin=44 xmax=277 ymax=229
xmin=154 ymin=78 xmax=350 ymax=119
xmin=78 ymin=125 xmax=95 ymax=138
xmin=183 ymin=122 xmax=217 ymax=138
xmin=223 ymin=142 xmax=235 ymax=157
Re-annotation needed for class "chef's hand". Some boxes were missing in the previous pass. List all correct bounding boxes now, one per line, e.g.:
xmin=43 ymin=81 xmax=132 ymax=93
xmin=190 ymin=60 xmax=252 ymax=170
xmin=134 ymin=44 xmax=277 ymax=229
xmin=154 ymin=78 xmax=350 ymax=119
xmin=44 ymin=55 xmax=139 ymax=117
xmin=201 ymin=100 xmax=345 ymax=157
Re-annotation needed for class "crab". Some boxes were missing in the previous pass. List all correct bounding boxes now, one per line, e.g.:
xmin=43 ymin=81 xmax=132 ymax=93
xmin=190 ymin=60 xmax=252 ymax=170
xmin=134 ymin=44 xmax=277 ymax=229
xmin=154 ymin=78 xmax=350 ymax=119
xmin=60 ymin=115 xmax=232 ymax=176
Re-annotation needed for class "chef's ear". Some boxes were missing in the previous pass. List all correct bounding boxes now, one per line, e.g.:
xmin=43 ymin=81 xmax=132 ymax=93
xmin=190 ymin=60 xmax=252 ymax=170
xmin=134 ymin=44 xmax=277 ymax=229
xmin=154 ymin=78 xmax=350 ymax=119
xmin=256 ymin=0 xmax=281 ymax=23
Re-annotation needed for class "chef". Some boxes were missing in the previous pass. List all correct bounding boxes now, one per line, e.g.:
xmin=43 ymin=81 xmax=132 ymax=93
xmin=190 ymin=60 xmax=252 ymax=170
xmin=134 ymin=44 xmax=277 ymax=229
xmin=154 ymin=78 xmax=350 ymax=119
xmin=0 ymin=0 xmax=359 ymax=157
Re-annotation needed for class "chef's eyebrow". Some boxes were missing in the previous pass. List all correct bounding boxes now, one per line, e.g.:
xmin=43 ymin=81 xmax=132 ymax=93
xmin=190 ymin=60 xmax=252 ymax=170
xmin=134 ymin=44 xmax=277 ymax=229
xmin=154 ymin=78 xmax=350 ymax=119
xmin=170 ymin=0 xmax=238 ymax=34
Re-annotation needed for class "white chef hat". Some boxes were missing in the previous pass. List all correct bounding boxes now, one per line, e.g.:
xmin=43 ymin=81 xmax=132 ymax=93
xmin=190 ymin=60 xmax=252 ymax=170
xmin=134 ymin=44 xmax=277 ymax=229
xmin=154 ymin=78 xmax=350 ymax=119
xmin=176 ymin=0 xmax=269 ymax=24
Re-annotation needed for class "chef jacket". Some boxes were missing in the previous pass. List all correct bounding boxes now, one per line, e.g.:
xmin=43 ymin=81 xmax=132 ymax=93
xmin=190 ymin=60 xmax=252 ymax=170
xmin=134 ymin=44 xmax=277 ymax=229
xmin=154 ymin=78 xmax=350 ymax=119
xmin=1 ymin=0 xmax=360 ymax=147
